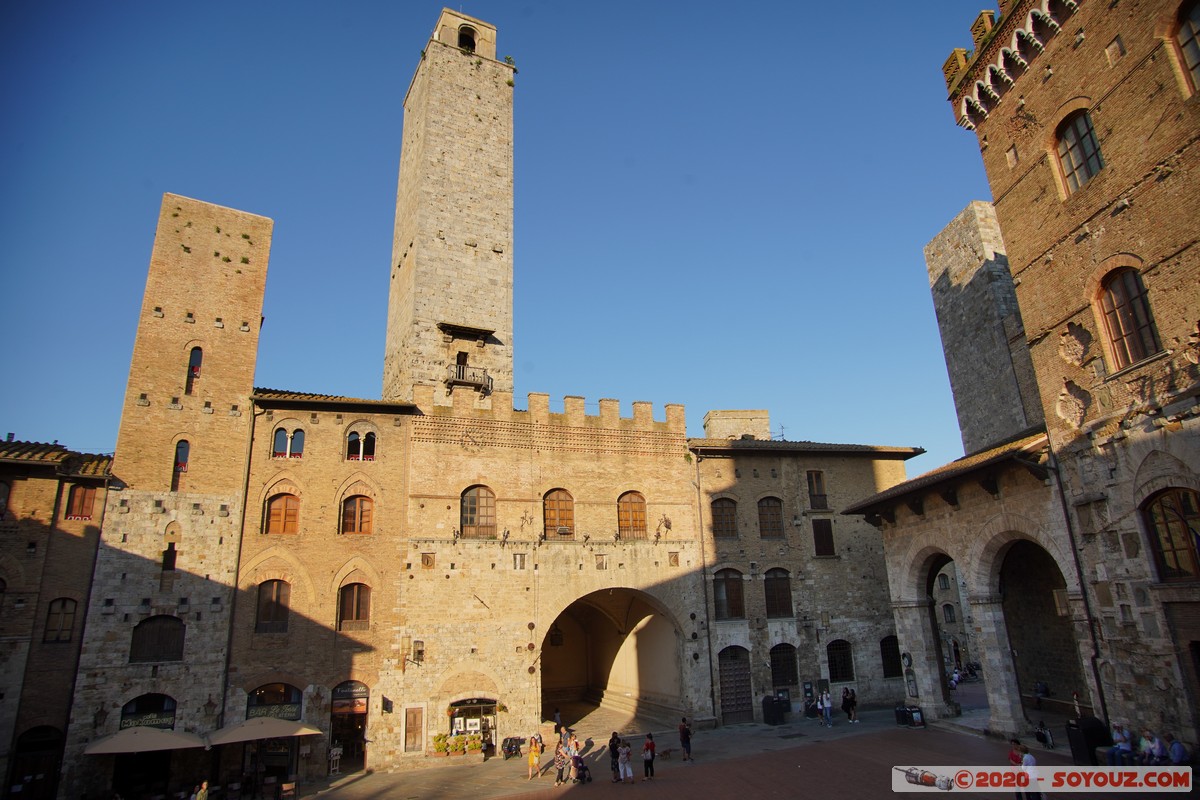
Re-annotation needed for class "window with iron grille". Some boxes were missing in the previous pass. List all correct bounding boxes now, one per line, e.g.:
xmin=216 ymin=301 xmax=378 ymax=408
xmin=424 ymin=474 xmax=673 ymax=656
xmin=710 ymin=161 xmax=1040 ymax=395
xmin=764 ymin=568 xmax=793 ymax=618
xmin=129 ymin=614 xmax=185 ymax=661
xmin=713 ymin=569 xmax=745 ymax=620
xmin=461 ymin=486 xmax=496 ymax=538
xmin=813 ymin=518 xmax=835 ymax=556
xmin=1099 ymin=268 xmax=1161 ymax=371
xmin=770 ymin=643 xmax=799 ymax=688
xmin=711 ymin=498 xmax=737 ymax=538
xmin=256 ymin=580 xmax=290 ymax=633
xmin=1056 ymin=110 xmax=1104 ymax=193
xmin=827 ymin=639 xmax=855 ymax=682
xmin=757 ymin=497 xmax=784 ymax=538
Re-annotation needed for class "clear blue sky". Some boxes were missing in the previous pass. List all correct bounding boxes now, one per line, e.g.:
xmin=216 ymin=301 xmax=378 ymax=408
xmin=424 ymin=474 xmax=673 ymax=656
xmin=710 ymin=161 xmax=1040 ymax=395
xmin=0 ymin=1 xmax=998 ymax=476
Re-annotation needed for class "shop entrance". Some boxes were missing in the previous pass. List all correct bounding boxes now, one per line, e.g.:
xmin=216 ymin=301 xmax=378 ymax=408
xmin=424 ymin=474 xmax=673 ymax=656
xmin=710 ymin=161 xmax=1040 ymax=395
xmin=330 ymin=681 xmax=369 ymax=773
xmin=448 ymin=699 xmax=497 ymax=753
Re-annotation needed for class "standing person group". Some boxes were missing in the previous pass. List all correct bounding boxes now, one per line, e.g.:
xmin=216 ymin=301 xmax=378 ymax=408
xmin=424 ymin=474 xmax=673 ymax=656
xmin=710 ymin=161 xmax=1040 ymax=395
xmin=841 ymin=688 xmax=858 ymax=723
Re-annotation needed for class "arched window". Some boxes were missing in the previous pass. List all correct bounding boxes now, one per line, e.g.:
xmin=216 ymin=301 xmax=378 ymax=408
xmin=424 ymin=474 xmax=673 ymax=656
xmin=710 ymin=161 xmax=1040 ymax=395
xmin=764 ymin=568 xmax=793 ymax=618
xmin=711 ymin=498 xmax=737 ymax=538
xmin=458 ymin=25 xmax=476 ymax=52
xmin=266 ymin=493 xmax=300 ymax=534
xmin=1056 ymin=110 xmax=1104 ymax=193
xmin=122 ymin=693 xmax=176 ymax=727
xmin=346 ymin=431 xmax=377 ymax=461
xmin=130 ymin=615 xmax=185 ymax=662
xmin=338 ymin=583 xmax=371 ymax=631
xmin=713 ymin=568 xmax=744 ymax=620
xmin=1143 ymin=487 xmax=1200 ymax=582
xmin=1099 ymin=268 xmax=1161 ymax=371
xmin=248 ymin=683 xmax=302 ymax=720
xmin=272 ymin=428 xmax=304 ymax=459
xmin=617 ymin=491 xmax=647 ymax=540
xmin=1179 ymin=0 xmax=1200 ymax=92
xmin=827 ymin=639 xmax=855 ymax=682
xmin=770 ymin=643 xmax=799 ymax=689
xmin=544 ymin=489 xmax=574 ymax=538
xmin=943 ymin=604 xmax=957 ymax=623
xmin=256 ymin=580 xmax=290 ymax=633
xmin=880 ymin=635 xmax=903 ymax=678
xmin=185 ymin=347 xmax=202 ymax=395
xmin=162 ymin=542 xmax=177 ymax=572
xmin=341 ymin=495 xmax=373 ymax=534
xmin=66 ymin=485 xmax=96 ymax=520
xmin=460 ymin=486 xmax=496 ymax=539
xmin=758 ymin=497 xmax=784 ymax=538
xmin=171 ymin=440 xmax=189 ymax=492
xmin=43 ymin=598 xmax=77 ymax=642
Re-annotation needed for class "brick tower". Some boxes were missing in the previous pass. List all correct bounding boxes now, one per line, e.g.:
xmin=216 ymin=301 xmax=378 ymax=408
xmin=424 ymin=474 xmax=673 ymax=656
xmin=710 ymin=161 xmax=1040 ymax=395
xmin=382 ymin=9 xmax=516 ymax=405
xmin=62 ymin=194 xmax=273 ymax=799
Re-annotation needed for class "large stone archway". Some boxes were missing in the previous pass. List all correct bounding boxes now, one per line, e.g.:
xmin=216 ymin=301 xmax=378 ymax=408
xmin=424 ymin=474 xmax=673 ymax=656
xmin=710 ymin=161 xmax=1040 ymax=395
xmin=540 ymin=588 xmax=684 ymax=725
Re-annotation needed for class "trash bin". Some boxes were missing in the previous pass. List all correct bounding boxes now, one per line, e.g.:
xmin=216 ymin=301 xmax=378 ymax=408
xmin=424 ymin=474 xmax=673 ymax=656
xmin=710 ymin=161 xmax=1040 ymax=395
xmin=1066 ymin=716 xmax=1111 ymax=766
xmin=762 ymin=695 xmax=784 ymax=725
xmin=907 ymin=706 xmax=925 ymax=728
xmin=895 ymin=705 xmax=912 ymax=726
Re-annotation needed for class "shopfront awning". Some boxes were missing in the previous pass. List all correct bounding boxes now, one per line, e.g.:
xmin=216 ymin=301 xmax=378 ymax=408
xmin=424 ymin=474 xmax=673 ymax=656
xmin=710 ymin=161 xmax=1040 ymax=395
xmin=207 ymin=717 xmax=322 ymax=745
xmin=84 ymin=726 xmax=207 ymax=755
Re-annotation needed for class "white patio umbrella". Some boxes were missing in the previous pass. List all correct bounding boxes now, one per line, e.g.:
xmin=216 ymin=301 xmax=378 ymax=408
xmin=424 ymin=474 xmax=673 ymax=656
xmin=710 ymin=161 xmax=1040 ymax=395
xmin=85 ymin=726 xmax=207 ymax=755
xmin=206 ymin=717 xmax=322 ymax=746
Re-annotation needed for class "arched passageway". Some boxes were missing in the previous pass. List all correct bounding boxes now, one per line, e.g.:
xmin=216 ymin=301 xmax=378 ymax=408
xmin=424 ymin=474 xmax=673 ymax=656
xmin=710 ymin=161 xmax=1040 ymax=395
xmin=541 ymin=589 xmax=682 ymax=727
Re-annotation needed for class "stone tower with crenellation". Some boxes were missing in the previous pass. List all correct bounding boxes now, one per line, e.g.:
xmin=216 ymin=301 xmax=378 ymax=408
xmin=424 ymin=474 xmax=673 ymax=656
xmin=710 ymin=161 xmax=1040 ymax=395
xmin=382 ymin=9 xmax=516 ymax=405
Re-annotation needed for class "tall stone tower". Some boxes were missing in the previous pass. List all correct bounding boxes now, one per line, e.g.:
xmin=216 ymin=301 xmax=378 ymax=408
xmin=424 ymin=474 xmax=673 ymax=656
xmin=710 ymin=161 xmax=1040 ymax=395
xmin=924 ymin=201 xmax=1043 ymax=455
xmin=382 ymin=9 xmax=515 ymax=405
xmin=62 ymin=194 xmax=272 ymax=799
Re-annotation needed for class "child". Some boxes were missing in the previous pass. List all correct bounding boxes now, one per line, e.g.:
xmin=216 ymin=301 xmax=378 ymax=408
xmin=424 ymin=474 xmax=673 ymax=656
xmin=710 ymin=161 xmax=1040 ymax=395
xmin=618 ymin=740 xmax=634 ymax=783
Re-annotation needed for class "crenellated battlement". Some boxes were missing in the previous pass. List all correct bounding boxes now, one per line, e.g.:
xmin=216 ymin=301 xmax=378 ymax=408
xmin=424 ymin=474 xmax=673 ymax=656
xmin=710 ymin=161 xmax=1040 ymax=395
xmin=942 ymin=1 xmax=1080 ymax=130
xmin=412 ymin=385 xmax=686 ymax=434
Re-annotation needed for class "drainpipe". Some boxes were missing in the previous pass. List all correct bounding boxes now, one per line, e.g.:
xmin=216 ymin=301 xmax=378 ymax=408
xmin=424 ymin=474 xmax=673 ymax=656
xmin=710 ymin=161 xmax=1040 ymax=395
xmin=218 ymin=399 xmax=265 ymax=731
xmin=692 ymin=452 xmax=718 ymax=720
xmin=1046 ymin=445 xmax=1110 ymax=724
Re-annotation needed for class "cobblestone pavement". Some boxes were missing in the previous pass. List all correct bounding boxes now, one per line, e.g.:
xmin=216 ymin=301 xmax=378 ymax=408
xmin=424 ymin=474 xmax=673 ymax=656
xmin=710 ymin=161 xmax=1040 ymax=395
xmin=296 ymin=699 xmax=1188 ymax=800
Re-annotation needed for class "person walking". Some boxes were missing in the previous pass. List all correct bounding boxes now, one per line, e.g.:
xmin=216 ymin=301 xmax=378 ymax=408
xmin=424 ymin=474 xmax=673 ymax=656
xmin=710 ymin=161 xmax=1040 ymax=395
xmin=678 ymin=717 xmax=693 ymax=762
xmin=641 ymin=733 xmax=656 ymax=781
xmin=848 ymin=688 xmax=859 ymax=722
xmin=1018 ymin=744 xmax=1043 ymax=800
xmin=608 ymin=731 xmax=621 ymax=782
xmin=527 ymin=733 xmax=542 ymax=780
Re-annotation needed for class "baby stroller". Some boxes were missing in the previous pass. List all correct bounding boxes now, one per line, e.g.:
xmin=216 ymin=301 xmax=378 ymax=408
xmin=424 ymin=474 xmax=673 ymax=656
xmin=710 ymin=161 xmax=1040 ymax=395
xmin=571 ymin=754 xmax=593 ymax=784
xmin=501 ymin=736 xmax=523 ymax=760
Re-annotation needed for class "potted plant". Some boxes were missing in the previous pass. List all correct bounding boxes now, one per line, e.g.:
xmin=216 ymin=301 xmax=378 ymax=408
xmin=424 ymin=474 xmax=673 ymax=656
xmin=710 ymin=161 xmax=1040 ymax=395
xmin=432 ymin=733 xmax=448 ymax=757
xmin=450 ymin=734 xmax=467 ymax=755
xmin=466 ymin=733 xmax=483 ymax=754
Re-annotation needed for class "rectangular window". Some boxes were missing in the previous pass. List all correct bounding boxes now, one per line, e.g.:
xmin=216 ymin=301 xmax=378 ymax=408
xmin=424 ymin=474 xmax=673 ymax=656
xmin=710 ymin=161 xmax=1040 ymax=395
xmin=66 ymin=486 xmax=96 ymax=521
xmin=813 ymin=519 xmax=835 ymax=557
xmin=513 ymin=553 xmax=527 ymax=570
xmin=806 ymin=471 xmax=828 ymax=510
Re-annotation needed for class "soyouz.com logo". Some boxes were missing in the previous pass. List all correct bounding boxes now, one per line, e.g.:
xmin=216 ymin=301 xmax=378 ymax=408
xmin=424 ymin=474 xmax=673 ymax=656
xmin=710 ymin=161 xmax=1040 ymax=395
xmin=891 ymin=766 xmax=1192 ymax=792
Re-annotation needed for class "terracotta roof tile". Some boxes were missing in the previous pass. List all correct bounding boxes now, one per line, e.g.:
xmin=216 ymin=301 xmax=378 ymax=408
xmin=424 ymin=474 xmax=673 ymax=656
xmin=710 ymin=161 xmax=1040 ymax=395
xmin=688 ymin=438 xmax=923 ymax=458
xmin=843 ymin=430 xmax=1048 ymax=514
xmin=0 ymin=440 xmax=112 ymax=478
